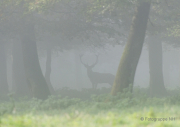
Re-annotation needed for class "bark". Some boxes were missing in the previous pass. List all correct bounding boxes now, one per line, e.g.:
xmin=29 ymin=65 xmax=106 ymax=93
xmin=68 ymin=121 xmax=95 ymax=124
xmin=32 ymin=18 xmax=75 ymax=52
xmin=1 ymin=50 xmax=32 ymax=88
xmin=0 ymin=42 xmax=8 ymax=99
xmin=45 ymin=45 xmax=55 ymax=94
xmin=148 ymin=36 xmax=168 ymax=97
xmin=111 ymin=1 xmax=151 ymax=95
xmin=21 ymin=19 xmax=51 ymax=100
xmin=12 ymin=41 xmax=32 ymax=98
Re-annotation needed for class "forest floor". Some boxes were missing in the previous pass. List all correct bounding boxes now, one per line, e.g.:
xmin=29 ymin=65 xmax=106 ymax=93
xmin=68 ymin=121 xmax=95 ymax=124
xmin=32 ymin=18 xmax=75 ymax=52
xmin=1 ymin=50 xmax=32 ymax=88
xmin=0 ymin=87 xmax=180 ymax=127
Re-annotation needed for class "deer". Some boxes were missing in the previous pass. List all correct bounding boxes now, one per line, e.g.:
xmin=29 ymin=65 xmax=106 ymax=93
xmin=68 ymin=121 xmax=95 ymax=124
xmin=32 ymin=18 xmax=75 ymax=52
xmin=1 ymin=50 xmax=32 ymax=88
xmin=79 ymin=54 xmax=115 ymax=89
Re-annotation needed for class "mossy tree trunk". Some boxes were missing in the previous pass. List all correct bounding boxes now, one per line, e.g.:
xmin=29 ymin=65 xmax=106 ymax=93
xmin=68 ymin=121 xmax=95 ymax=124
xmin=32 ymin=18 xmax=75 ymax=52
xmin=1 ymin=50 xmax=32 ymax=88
xmin=12 ymin=41 xmax=32 ymax=98
xmin=0 ymin=41 xmax=8 ymax=99
xmin=45 ymin=45 xmax=55 ymax=94
xmin=148 ymin=36 xmax=168 ymax=97
xmin=111 ymin=1 xmax=151 ymax=95
xmin=21 ymin=18 xmax=51 ymax=100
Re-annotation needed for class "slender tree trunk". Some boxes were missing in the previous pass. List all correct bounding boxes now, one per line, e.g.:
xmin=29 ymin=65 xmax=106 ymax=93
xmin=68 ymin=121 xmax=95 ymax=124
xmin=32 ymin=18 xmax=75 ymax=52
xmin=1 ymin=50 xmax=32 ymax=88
xmin=163 ymin=52 xmax=170 ymax=88
xmin=74 ymin=50 xmax=82 ymax=90
xmin=45 ymin=45 xmax=55 ymax=94
xmin=0 ymin=42 xmax=8 ymax=99
xmin=12 ymin=41 xmax=32 ymax=98
xmin=148 ymin=36 xmax=168 ymax=97
xmin=21 ymin=20 xmax=50 ymax=99
xmin=111 ymin=1 xmax=151 ymax=95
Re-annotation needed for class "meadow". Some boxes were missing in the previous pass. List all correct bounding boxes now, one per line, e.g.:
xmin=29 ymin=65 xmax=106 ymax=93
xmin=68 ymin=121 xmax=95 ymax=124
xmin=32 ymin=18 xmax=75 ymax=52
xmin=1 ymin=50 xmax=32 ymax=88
xmin=1 ymin=87 xmax=180 ymax=127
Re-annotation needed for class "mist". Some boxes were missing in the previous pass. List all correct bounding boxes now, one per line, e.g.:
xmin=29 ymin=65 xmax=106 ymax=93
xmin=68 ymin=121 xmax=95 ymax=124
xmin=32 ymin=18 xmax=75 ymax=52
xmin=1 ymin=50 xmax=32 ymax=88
xmin=1 ymin=0 xmax=180 ymax=126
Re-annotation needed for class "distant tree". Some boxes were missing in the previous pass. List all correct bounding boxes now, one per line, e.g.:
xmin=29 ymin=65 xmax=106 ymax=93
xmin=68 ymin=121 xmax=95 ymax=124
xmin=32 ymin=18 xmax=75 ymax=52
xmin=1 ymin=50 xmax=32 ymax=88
xmin=0 ymin=39 xmax=8 ymax=99
xmin=148 ymin=36 xmax=168 ymax=97
xmin=12 ymin=40 xmax=32 ymax=98
xmin=44 ymin=42 xmax=55 ymax=94
xmin=146 ymin=0 xmax=180 ymax=96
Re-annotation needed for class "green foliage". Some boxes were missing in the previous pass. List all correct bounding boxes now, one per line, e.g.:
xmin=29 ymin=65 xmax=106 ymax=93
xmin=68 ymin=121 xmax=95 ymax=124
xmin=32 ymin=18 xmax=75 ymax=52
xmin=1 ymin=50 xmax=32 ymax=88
xmin=167 ymin=24 xmax=180 ymax=37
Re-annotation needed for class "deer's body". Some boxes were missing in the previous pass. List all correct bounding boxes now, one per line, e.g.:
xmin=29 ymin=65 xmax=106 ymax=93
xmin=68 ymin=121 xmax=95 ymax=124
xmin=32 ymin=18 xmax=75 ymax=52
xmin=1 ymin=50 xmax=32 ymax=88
xmin=80 ymin=55 xmax=115 ymax=89
xmin=87 ymin=69 xmax=115 ymax=88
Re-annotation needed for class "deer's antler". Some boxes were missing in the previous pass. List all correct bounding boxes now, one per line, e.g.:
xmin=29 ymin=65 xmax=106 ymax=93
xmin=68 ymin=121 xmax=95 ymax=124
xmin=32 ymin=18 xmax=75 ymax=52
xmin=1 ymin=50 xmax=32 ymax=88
xmin=79 ymin=54 xmax=88 ymax=68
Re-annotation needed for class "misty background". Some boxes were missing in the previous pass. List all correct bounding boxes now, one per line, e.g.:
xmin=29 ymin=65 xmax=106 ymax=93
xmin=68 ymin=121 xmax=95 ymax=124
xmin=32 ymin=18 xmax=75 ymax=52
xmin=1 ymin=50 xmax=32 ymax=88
xmin=6 ymin=43 xmax=180 ymax=91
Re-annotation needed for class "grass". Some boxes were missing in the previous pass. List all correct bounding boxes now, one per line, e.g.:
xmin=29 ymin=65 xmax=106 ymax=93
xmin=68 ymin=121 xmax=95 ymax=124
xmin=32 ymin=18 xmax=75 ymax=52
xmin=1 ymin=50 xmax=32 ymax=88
xmin=1 ymin=87 xmax=180 ymax=127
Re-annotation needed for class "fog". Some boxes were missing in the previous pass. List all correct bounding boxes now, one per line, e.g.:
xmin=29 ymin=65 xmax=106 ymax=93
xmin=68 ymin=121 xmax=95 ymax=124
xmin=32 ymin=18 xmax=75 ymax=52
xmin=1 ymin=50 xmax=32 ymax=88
xmin=5 ymin=43 xmax=180 ymax=91
xmin=0 ymin=0 xmax=179 ymax=101
xmin=2 ymin=1 xmax=180 ymax=126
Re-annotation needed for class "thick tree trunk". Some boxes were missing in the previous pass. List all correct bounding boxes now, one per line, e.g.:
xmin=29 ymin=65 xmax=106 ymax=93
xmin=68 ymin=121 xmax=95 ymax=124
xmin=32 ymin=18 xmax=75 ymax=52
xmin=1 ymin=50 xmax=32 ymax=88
xmin=0 ymin=42 xmax=8 ymax=99
xmin=21 ymin=20 xmax=51 ymax=99
xmin=12 ymin=41 xmax=32 ymax=98
xmin=148 ymin=36 xmax=168 ymax=97
xmin=45 ymin=45 xmax=55 ymax=94
xmin=111 ymin=1 xmax=151 ymax=95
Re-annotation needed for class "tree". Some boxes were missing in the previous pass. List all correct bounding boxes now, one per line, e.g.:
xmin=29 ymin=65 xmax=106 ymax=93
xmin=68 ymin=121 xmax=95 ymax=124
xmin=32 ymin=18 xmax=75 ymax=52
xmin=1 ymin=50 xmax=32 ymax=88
xmin=148 ymin=36 xmax=168 ymax=97
xmin=111 ymin=0 xmax=152 ymax=95
xmin=12 ymin=40 xmax=32 ymax=98
xmin=0 ymin=40 xmax=8 ymax=99
xmin=20 ymin=16 xmax=51 ymax=99
xmin=0 ymin=1 xmax=53 ymax=99
xmin=45 ymin=43 xmax=55 ymax=94
xmin=146 ymin=0 xmax=180 ymax=96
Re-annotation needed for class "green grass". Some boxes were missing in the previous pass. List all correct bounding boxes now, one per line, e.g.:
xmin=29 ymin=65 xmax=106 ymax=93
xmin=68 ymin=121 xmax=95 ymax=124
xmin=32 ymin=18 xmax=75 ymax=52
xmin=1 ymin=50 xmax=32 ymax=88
xmin=1 ymin=87 xmax=180 ymax=127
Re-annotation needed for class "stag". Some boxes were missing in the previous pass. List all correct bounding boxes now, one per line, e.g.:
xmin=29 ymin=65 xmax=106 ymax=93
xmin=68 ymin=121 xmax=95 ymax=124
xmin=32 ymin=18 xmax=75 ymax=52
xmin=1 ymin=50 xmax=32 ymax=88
xmin=80 ymin=54 xmax=115 ymax=89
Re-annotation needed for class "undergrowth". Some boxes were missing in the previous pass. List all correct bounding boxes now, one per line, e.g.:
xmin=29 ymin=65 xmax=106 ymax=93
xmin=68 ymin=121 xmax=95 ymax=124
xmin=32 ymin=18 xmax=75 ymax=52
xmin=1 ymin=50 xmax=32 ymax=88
xmin=0 ymin=87 xmax=180 ymax=127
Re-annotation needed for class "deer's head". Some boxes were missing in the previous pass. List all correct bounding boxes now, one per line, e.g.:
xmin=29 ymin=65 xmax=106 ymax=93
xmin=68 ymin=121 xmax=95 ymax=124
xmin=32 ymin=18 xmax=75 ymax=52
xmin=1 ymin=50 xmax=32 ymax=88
xmin=79 ymin=54 xmax=99 ymax=71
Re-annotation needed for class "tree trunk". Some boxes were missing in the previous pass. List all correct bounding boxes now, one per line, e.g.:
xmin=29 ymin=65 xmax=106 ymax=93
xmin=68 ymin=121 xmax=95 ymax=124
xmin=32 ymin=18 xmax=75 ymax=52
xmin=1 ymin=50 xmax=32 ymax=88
xmin=148 ymin=36 xmax=168 ymax=97
xmin=45 ymin=45 xmax=55 ymax=94
xmin=21 ymin=20 xmax=51 ymax=100
xmin=12 ymin=41 xmax=32 ymax=98
xmin=163 ymin=52 xmax=170 ymax=88
xmin=74 ymin=50 xmax=82 ymax=90
xmin=0 ymin=42 xmax=8 ymax=99
xmin=111 ymin=1 xmax=151 ymax=95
